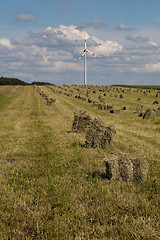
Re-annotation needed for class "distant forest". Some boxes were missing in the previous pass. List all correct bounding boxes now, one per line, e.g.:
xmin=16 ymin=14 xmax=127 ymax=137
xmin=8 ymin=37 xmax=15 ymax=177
xmin=0 ymin=77 xmax=52 ymax=86
xmin=0 ymin=77 xmax=28 ymax=85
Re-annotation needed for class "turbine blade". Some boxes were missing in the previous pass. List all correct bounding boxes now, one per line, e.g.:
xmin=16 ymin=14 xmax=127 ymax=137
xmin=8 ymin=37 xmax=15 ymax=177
xmin=87 ymin=50 xmax=99 ymax=58
xmin=78 ymin=52 xmax=85 ymax=61
xmin=84 ymin=34 xmax=87 ymax=48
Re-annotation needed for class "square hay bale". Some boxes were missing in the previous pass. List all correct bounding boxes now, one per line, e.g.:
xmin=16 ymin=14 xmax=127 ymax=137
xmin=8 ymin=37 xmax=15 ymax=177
xmin=136 ymin=105 xmax=143 ymax=114
xmin=104 ymin=151 xmax=148 ymax=182
xmin=46 ymin=98 xmax=56 ymax=105
xmin=88 ymin=98 xmax=93 ymax=103
xmin=155 ymin=109 xmax=160 ymax=116
xmin=119 ymin=94 xmax=124 ymax=98
xmin=85 ymin=118 xmax=116 ymax=148
xmin=110 ymin=109 xmax=120 ymax=113
xmin=98 ymin=96 xmax=106 ymax=104
xmin=156 ymin=91 xmax=160 ymax=97
xmin=153 ymin=100 xmax=159 ymax=104
xmin=72 ymin=109 xmax=92 ymax=133
xmin=121 ymin=106 xmax=129 ymax=110
xmin=143 ymin=109 xmax=157 ymax=119
xmin=92 ymin=101 xmax=99 ymax=108
xmin=106 ymin=104 xmax=114 ymax=110
xmin=98 ymin=104 xmax=106 ymax=110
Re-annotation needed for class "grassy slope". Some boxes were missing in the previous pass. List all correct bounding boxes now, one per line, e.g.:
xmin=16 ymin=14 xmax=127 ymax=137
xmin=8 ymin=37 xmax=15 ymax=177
xmin=0 ymin=86 xmax=159 ymax=239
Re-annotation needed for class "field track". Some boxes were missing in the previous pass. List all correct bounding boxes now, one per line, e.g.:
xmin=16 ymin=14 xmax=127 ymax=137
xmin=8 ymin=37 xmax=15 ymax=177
xmin=0 ymin=85 xmax=160 ymax=239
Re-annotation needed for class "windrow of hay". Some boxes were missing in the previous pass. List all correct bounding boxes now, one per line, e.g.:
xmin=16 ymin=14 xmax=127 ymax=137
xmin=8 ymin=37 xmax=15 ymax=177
xmin=36 ymin=86 xmax=56 ymax=105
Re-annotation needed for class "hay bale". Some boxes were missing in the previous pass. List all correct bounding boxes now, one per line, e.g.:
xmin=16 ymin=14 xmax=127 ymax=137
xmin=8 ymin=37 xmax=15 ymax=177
xmin=104 ymin=151 xmax=148 ymax=182
xmin=136 ymin=105 xmax=143 ymax=114
xmin=79 ymin=95 xmax=87 ymax=101
xmin=156 ymin=91 xmax=160 ymax=97
xmin=85 ymin=118 xmax=116 ymax=148
xmin=143 ymin=109 xmax=156 ymax=119
xmin=98 ymin=104 xmax=106 ymax=110
xmin=121 ymin=106 xmax=129 ymax=110
xmin=155 ymin=108 xmax=160 ymax=117
xmin=156 ymin=111 xmax=160 ymax=117
xmin=98 ymin=96 xmax=106 ymax=104
xmin=106 ymin=104 xmax=114 ymax=110
xmin=92 ymin=101 xmax=99 ymax=107
xmin=110 ymin=109 xmax=120 ymax=113
xmin=72 ymin=109 xmax=92 ymax=133
xmin=46 ymin=98 xmax=56 ymax=105
xmin=153 ymin=100 xmax=159 ymax=104
xmin=88 ymin=98 xmax=93 ymax=103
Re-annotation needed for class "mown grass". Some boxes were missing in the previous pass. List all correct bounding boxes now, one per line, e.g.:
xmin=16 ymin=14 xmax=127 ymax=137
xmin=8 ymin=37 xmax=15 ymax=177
xmin=0 ymin=85 xmax=160 ymax=239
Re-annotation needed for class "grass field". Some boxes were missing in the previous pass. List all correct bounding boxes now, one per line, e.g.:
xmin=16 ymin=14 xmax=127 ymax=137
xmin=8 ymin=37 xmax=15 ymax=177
xmin=0 ymin=85 xmax=160 ymax=240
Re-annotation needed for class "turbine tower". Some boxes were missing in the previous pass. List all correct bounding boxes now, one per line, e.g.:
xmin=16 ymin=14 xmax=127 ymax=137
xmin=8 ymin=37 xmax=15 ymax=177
xmin=78 ymin=35 xmax=99 ymax=86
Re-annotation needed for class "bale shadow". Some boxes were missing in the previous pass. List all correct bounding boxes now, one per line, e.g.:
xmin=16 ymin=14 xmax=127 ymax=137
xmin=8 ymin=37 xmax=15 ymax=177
xmin=86 ymin=171 xmax=109 ymax=180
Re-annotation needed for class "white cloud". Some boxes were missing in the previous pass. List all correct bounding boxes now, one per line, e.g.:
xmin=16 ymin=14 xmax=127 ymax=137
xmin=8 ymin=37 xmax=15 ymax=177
xmin=116 ymin=23 xmax=136 ymax=31
xmin=145 ymin=62 xmax=160 ymax=72
xmin=53 ymin=25 xmax=89 ymax=41
xmin=126 ymin=34 xmax=149 ymax=43
xmin=0 ymin=38 xmax=14 ymax=49
xmin=45 ymin=27 xmax=52 ymax=31
xmin=15 ymin=14 xmax=35 ymax=22
xmin=90 ymin=36 xmax=103 ymax=45
xmin=148 ymin=41 xmax=158 ymax=47
xmin=78 ymin=20 xmax=107 ymax=29
xmin=94 ymin=40 xmax=123 ymax=57
xmin=53 ymin=61 xmax=81 ymax=72
xmin=40 ymin=61 xmax=82 ymax=73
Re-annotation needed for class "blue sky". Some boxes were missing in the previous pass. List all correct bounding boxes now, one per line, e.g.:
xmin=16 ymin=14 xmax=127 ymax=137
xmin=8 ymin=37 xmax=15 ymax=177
xmin=0 ymin=0 xmax=160 ymax=85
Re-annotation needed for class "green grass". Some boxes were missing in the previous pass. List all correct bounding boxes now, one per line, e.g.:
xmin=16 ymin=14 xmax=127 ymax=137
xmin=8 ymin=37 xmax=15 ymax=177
xmin=0 ymin=85 xmax=160 ymax=239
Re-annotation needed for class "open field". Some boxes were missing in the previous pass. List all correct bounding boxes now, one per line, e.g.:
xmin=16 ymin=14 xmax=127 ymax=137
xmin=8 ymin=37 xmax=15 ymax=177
xmin=0 ymin=85 xmax=160 ymax=239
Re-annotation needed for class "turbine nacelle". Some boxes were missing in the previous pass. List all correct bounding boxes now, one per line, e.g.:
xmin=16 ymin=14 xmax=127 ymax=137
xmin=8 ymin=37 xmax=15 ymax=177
xmin=78 ymin=43 xmax=99 ymax=61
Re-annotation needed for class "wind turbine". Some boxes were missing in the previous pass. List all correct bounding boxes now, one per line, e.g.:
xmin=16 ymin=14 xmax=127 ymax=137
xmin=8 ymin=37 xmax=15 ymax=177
xmin=78 ymin=35 xmax=99 ymax=86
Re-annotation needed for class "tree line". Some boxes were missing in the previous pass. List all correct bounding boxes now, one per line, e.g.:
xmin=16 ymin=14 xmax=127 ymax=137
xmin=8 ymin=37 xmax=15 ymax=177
xmin=0 ymin=77 xmax=53 ymax=86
